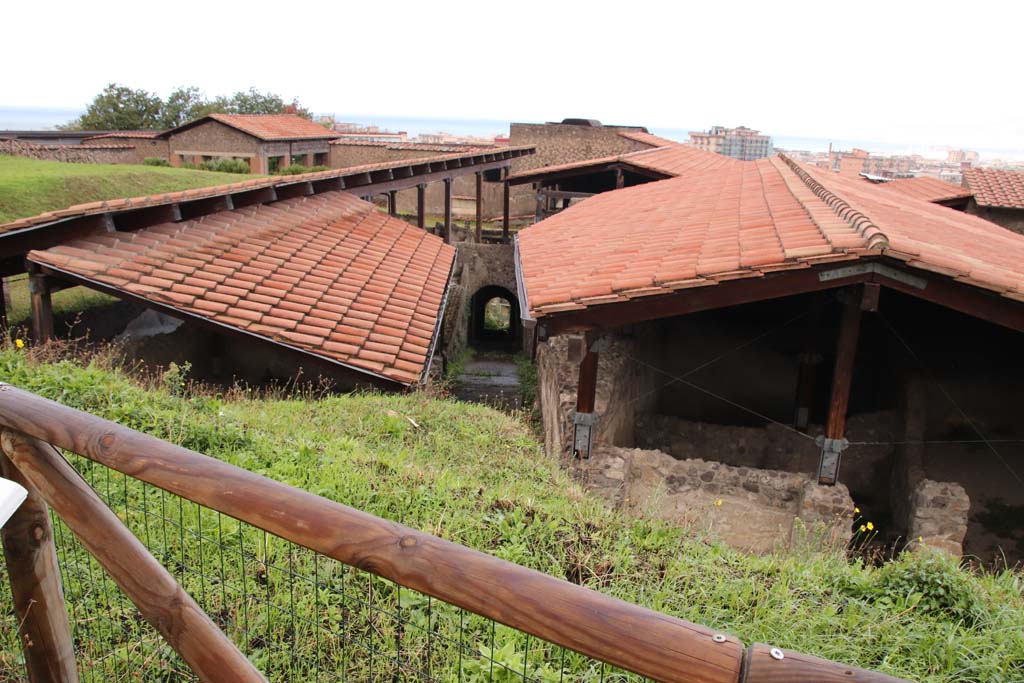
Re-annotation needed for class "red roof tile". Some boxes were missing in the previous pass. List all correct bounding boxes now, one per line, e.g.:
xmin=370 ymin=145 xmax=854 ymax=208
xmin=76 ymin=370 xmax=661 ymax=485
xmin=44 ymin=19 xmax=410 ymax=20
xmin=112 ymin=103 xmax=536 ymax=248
xmin=869 ymin=176 xmax=972 ymax=204
xmin=518 ymin=155 xmax=1024 ymax=317
xmin=80 ymin=131 xmax=162 ymax=142
xmin=28 ymin=193 xmax=454 ymax=386
xmin=160 ymin=114 xmax=341 ymax=142
xmin=962 ymin=168 xmax=1024 ymax=209
xmin=617 ymin=131 xmax=680 ymax=148
xmin=0 ymin=147 xmax=534 ymax=235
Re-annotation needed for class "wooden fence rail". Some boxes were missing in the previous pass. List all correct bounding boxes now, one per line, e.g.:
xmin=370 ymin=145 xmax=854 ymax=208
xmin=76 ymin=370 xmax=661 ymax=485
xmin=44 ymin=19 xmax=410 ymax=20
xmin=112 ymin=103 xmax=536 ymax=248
xmin=0 ymin=383 xmax=909 ymax=683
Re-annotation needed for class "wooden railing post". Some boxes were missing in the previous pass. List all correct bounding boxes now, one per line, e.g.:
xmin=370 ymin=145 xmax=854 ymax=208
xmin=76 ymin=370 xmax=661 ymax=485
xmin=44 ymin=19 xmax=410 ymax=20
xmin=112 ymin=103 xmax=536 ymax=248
xmin=0 ymin=451 xmax=78 ymax=683
xmin=0 ymin=430 xmax=266 ymax=683
xmin=742 ymin=643 xmax=904 ymax=683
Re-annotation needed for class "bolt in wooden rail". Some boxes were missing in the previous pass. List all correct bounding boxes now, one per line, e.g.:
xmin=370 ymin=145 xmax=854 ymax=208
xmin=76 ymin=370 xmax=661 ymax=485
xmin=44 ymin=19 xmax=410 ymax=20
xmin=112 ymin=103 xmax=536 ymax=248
xmin=0 ymin=429 xmax=267 ymax=683
xmin=0 ymin=451 xmax=78 ymax=683
xmin=0 ymin=383 xmax=910 ymax=683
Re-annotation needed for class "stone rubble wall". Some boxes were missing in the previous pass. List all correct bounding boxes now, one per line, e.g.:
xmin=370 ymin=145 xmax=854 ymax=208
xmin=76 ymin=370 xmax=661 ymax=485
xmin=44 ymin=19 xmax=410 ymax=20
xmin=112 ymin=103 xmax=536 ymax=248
xmin=907 ymin=479 xmax=970 ymax=556
xmin=573 ymin=445 xmax=853 ymax=553
xmin=0 ymin=138 xmax=139 ymax=164
xmin=634 ymin=412 xmax=897 ymax=494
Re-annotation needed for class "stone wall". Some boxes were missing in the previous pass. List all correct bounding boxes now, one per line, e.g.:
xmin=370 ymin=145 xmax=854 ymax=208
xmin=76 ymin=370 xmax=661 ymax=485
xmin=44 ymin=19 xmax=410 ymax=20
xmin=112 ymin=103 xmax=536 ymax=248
xmin=0 ymin=138 xmax=140 ymax=164
xmin=85 ymin=136 xmax=170 ymax=164
xmin=440 ymin=243 xmax=517 ymax=361
xmin=506 ymin=122 xmax=656 ymax=217
xmin=535 ymin=331 xmax=659 ymax=459
xmin=907 ymin=479 xmax=970 ymax=556
xmin=966 ymin=201 xmax=1024 ymax=235
xmin=574 ymin=445 xmax=854 ymax=553
xmin=166 ymin=120 xmax=259 ymax=162
xmin=634 ymin=412 xmax=897 ymax=495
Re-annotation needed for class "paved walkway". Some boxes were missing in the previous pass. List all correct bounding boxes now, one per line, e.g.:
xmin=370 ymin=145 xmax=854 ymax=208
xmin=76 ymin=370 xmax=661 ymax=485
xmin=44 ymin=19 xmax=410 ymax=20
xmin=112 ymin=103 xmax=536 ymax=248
xmin=452 ymin=353 xmax=521 ymax=410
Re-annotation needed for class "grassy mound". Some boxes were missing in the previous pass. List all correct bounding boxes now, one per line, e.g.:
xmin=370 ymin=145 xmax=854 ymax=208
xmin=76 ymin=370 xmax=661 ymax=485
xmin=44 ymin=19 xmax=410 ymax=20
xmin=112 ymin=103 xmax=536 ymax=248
xmin=0 ymin=155 xmax=251 ymax=224
xmin=0 ymin=345 xmax=1021 ymax=682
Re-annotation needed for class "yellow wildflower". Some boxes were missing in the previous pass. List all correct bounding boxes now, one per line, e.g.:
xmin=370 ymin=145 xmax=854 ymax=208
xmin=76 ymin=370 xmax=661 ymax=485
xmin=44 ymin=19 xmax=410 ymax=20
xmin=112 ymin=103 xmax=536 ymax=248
xmin=854 ymin=506 xmax=860 ymax=514
xmin=14 ymin=338 xmax=24 ymax=349
xmin=714 ymin=499 xmax=723 ymax=507
xmin=866 ymin=521 xmax=874 ymax=531
xmin=859 ymin=524 xmax=866 ymax=532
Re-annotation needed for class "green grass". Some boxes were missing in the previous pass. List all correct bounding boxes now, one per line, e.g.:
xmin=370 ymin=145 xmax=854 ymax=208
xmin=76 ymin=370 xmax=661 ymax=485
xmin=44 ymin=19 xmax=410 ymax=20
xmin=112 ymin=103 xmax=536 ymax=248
xmin=0 ymin=344 xmax=1021 ymax=682
xmin=0 ymin=154 xmax=255 ymax=224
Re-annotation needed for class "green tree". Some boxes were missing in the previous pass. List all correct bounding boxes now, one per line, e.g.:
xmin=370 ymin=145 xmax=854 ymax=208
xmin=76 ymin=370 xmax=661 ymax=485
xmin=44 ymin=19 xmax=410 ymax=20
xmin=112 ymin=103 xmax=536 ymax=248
xmin=159 ymin=86 xmax=212 ymax=129
xmin=61 ymin=84 xmax=313 ymax=131
xmin=61 ymin=83 xmax=163 ymax=130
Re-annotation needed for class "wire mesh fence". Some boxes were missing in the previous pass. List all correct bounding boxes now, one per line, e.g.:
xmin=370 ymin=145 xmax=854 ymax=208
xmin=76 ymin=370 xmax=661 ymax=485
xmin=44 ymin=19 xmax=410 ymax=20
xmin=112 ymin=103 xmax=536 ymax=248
xmin=2 ymin=450 xmax=653 ymax=683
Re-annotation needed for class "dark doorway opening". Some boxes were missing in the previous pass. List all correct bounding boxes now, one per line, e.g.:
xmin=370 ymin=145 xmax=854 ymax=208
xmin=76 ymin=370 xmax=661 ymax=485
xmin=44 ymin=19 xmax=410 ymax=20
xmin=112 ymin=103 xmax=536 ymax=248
xmin=470 ymin=285 xmax=521 ymax=351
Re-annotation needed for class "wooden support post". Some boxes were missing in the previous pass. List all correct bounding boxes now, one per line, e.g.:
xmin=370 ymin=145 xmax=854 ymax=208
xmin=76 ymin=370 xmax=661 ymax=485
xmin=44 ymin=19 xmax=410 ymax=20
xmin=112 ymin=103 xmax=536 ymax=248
xmin=793 ymin=297 xmax=825 ymax=431
xmin=1 ymin=430 xmax=267 ymax=683
xmin=818 ymin=291 xmax=863 ymax=484
xmin=475 ymin=171 xmax=483 ymax=243
xmin=417 ymin=183 xmax=426 ymax=229
xmin=443 ymin=178 xmax=453 ymax=244
xmin=0 ymin=452 xmax=78 ymax=683
xmin=28 ymin=272 xmax=53 ymax=343
xmin=573 ymin=338 xmax=600 ymax=459
xmin=502 ymin=179 xmax=511 ymax=243
xmin=0 ymin=277 xmax=8 ymax=333
xmin=615 ymin=168 xmax=625 ymax=189
xmin=387 ymin=190 xmax=398 ymax=216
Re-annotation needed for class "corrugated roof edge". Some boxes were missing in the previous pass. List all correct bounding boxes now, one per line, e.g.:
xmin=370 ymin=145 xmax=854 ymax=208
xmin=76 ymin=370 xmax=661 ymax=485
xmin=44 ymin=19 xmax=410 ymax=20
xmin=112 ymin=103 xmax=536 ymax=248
xmin=27 ymin=261 xmax=412 ymax=389
xmin=779 ymin=154 xmax=890 ymax=250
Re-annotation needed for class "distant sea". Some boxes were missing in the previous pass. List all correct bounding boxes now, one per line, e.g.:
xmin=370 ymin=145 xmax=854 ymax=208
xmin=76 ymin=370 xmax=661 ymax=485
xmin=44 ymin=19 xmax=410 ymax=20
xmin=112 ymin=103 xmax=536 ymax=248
xmin=5 ymin=107 xmax=1024 ymax=162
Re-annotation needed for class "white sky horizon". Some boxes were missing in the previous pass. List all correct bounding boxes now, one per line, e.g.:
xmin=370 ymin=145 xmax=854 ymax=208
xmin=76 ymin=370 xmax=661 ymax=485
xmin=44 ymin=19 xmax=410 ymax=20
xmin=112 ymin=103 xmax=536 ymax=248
xmin=3 ymin=0 xmax=1022 ymax=156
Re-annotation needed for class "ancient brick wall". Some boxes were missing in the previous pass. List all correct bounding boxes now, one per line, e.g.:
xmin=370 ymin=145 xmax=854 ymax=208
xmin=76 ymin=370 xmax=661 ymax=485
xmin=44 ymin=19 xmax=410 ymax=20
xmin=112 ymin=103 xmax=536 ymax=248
xmin=506 ymin=122 xmax=653 ymax=217
xmin=509 ymin=122 xmax=652 ymax=173
xmin=166 ymin=121 xmax=260 ymax=161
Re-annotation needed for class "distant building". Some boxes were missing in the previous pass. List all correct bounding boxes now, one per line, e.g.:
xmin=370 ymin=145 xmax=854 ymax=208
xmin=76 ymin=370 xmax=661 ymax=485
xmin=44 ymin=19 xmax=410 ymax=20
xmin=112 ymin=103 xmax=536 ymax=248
xmin=688 ymin=126 xmax=773 ymax=160
xmin=947 ymin=149 xmax=979 ymax=164
xmin=158 ymin=114 xmax=340 ymax=173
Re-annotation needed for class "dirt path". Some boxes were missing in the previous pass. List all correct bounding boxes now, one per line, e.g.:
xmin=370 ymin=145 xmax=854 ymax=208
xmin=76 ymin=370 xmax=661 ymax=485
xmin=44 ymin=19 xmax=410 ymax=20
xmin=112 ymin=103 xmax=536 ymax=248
xmin=452 ymin=352 xmax=521 ymax=410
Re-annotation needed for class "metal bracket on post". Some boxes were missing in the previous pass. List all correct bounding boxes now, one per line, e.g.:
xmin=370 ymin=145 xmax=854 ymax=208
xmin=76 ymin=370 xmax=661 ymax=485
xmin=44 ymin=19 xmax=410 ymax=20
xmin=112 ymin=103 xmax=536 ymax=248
xmin=815 ymin=435 xmax=848 ymax=485
xmin=571 ymin=410 xmax=600 ymax=459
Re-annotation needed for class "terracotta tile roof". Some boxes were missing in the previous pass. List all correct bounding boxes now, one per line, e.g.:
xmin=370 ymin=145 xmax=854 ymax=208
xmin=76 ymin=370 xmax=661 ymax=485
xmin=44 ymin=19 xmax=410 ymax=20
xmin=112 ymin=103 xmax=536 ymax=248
xmin=0 ymin=147 xmax=535 ymax=235
xmin=28 ymin=192 xmax=454 ymax=386
xmin=329 ymin=140 xmax=497 ymax=153
xmin=962 ymin=168 xmax=1024 ymax=209
xmin=80 ymin=131 xmax=162 ymax=142
xmin=518 ymin=155 xmax=1024 ymax=317
xmin=507 ymin=143 xmax=738 ymax=183
xmin=74 ymin=144 xmax=137 ymax=150
xmin=869 ymin=176 xmax=973 ymax=204
xmin=617 ymin=131 xmax=679 ymax=148
xmin=162 ymin=114 xmax=341 ymax=142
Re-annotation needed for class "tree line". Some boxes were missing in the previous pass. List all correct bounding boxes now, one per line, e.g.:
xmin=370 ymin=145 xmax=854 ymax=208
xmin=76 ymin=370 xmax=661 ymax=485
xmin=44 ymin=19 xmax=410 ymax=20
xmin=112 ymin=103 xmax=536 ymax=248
xmin=61 ymin=84 xmax=314 ymax=131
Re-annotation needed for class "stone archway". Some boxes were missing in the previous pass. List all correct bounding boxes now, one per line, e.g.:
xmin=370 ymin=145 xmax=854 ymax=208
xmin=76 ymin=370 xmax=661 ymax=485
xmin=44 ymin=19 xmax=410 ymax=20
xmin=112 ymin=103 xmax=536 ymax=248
xmin=469 ymin=285 xmax=521 ymax=351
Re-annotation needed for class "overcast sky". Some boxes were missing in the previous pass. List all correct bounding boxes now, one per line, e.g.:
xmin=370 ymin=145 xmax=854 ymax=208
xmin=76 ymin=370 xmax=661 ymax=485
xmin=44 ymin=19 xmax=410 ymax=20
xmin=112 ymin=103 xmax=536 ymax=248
xmin=3 ymin=0 xmax=1022 ymax=154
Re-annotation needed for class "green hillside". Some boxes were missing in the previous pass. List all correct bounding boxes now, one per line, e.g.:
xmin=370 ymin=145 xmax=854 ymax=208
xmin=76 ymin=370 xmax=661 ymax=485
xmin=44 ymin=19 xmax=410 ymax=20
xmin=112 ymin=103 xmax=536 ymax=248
xmin=0 ymin=155 xmax=250 ymax=224
xmin=0 ymin=344 xmax=1020 ymax=681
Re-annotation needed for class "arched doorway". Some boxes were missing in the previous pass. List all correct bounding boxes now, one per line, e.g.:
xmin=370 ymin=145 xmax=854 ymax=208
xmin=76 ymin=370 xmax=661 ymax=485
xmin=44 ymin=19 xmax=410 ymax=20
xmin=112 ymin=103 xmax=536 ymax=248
xmin=470 ymin=285 xmax=521 ymax=351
